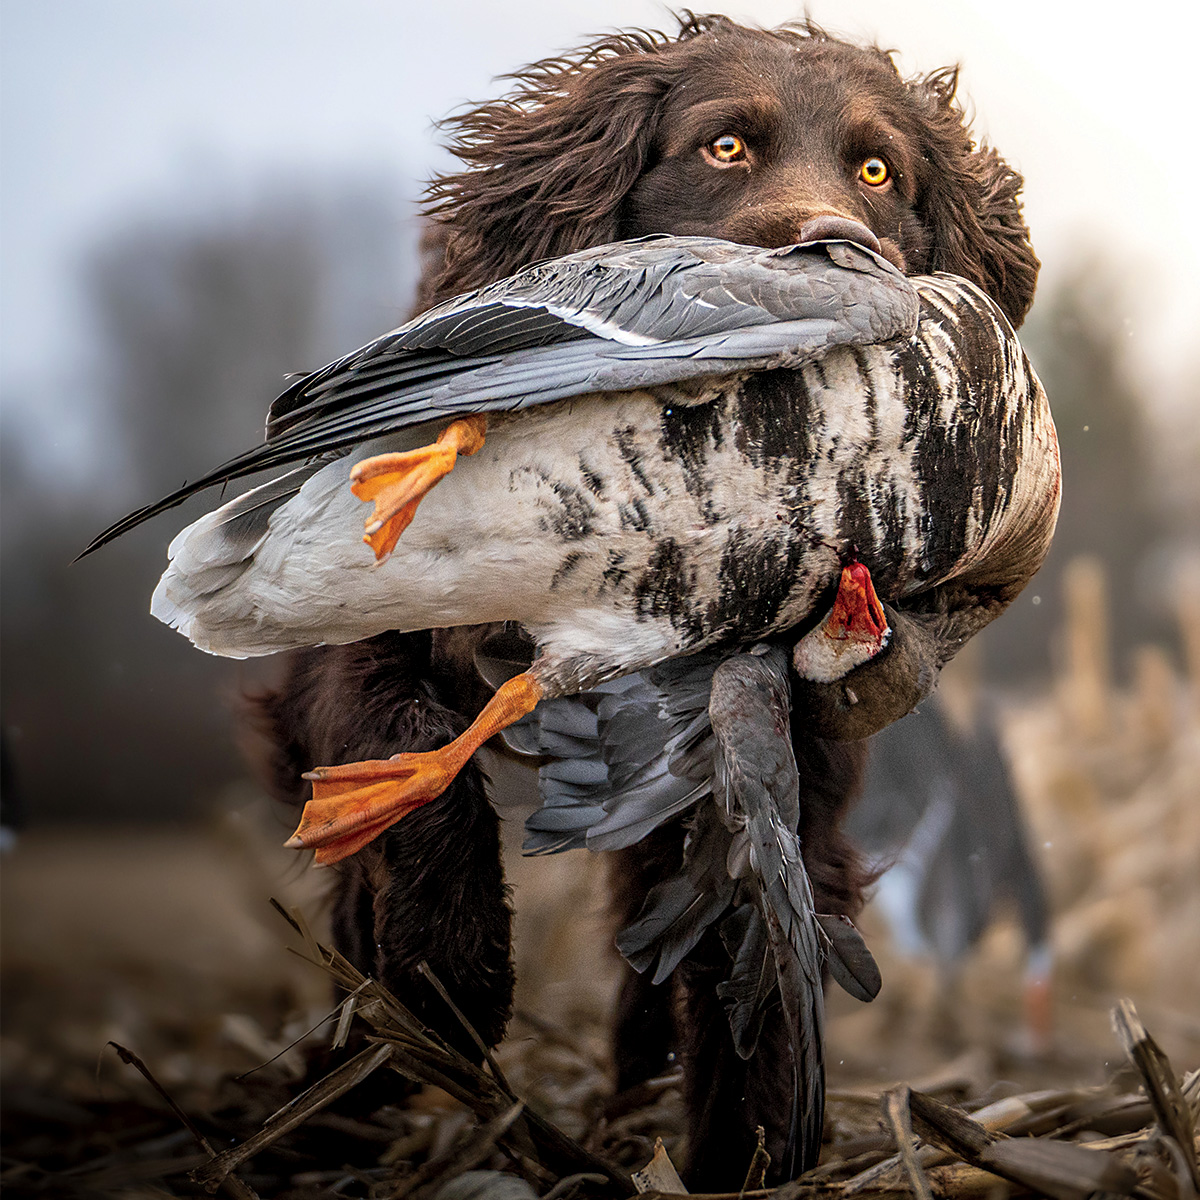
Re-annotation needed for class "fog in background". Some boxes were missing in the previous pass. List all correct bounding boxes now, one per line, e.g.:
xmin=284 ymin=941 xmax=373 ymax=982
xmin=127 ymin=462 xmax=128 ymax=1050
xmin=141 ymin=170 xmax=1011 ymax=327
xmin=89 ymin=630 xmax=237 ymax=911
xmin=3 ymin=0 xmax=1198 ymax=825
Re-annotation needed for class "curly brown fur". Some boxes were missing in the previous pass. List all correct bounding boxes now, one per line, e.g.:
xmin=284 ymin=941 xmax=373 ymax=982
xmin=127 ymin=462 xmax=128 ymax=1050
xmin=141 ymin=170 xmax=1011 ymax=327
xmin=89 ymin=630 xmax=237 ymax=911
xmin=419 ymin=14 xmax=1037 ymax=324
xmin=249 ymin=12 xmax=1037 ymax=1184
xmin=248 ymin=633 xmax=514 ymax=1058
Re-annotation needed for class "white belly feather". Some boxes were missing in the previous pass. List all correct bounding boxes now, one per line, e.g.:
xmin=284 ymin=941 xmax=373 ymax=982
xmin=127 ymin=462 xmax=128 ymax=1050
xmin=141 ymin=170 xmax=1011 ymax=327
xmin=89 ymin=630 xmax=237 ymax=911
xmin=152 ymin=387 xmax=828 ymax=665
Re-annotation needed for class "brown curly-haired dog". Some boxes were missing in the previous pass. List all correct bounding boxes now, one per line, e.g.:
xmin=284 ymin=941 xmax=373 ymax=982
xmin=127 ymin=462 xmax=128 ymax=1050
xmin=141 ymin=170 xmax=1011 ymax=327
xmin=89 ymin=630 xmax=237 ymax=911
xmin=252 ymin=14 xmax=1038 ymax=1185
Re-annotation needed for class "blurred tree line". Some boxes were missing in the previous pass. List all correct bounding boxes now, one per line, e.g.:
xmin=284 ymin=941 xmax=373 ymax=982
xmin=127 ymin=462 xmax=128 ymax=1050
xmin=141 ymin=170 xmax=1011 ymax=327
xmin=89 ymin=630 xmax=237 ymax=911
xmin=1 ymin=180 xmax=415 ymax=824
xmin=1 ymin=189 xmax=1193 ymax=824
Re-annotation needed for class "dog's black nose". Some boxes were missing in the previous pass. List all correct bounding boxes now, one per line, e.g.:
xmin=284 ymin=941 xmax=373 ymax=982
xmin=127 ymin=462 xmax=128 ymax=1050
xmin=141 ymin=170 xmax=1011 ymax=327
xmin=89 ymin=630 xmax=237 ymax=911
xmin=799 ymin=215 xmax=882 ymax=254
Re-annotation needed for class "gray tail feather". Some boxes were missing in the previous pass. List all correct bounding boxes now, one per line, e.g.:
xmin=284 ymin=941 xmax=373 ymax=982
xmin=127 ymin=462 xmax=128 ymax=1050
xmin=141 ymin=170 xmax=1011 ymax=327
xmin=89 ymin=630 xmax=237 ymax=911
xmin=152 ymin=463 xmax=323 ymax=635
xmin=616 ymin=873 xmax=735 ymax=982
xmin=170 ymin=463 xmax=320 ymax=571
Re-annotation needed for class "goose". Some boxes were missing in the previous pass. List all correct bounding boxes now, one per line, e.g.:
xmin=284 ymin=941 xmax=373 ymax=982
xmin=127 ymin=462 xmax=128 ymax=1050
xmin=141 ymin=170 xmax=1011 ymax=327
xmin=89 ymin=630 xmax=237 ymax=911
xmin=85 ymin=233 xmax=1060 ymax=867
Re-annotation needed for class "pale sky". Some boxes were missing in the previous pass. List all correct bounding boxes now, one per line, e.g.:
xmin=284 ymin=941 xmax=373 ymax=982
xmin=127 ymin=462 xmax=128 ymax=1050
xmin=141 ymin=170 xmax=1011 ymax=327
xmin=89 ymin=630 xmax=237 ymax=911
xmin=3 ymin=0 xmax=1198 ymax=439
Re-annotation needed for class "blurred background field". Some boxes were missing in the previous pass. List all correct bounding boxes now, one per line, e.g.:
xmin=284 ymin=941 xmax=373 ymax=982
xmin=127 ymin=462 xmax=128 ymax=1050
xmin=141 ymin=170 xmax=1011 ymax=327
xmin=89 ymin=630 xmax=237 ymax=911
xmin=2 ymin=0 xmax=1198 ymax=1191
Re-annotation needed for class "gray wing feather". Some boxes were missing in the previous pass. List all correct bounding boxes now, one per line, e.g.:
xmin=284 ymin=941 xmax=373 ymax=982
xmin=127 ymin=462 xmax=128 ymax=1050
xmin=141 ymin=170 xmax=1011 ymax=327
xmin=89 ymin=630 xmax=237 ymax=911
xmin=617 ymin=874 xmax=735 ymax=982
xmin=711 ymin=652 xmax=824 ymax=1175
xmin=716 ymin=905 xmax=773 ymax=1057
xmin=761 ymin=886 xmax=824 ymax=1177
xmin=521 ymin=655 xmax=721 ymax=855
xmin=526 ymin=645 xmax=877 ymax=1172
xmin=815 ymin=914 xmax=882 ymax=1002
xmin=616 ymin=800 xmax=737 ymax=982
xmin=580 ymin=780 xmax=708 ymax=853
xmin=524 ymin=644 xmax=880 ymax=994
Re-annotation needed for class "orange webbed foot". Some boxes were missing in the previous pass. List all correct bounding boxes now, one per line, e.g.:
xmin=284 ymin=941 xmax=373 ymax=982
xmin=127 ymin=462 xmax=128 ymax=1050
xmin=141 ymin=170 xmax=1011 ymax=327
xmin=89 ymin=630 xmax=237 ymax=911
xmin=288 ymin=753 xmax=455 ymax=866
xmin=285 ymin=672 xmax=544 ymax=866
xmin=350 ymin=414 xmax=487 ymax=561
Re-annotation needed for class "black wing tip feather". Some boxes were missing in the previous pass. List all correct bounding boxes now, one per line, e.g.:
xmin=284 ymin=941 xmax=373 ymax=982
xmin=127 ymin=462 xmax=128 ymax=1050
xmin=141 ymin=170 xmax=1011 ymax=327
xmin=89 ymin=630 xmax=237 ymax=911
xmin=80 ymin=460 xmax=254 ymax=559
xmin=78 ymin=490 xmax=194 ymax=560
xmin=79 ymin=445 xmax=294 ymax=559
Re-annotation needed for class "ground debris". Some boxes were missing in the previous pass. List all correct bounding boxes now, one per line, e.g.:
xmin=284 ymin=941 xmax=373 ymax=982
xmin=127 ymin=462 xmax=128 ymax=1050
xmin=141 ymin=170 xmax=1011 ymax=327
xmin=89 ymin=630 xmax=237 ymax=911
xmin=4 ymin=892 xmax=1196 ymax=1200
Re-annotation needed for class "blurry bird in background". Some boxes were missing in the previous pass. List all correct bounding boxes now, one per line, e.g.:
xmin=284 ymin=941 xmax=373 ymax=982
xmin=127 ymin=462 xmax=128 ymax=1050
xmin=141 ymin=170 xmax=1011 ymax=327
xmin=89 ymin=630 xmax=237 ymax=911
xmin=849 ymin=691 xmax=1053 ymax=1055
xmin=0 ymin=729 xmax=24 ymax=854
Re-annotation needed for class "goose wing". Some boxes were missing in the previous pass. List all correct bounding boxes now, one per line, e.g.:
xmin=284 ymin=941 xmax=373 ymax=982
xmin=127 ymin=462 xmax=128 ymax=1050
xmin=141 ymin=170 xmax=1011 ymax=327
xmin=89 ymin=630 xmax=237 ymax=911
xmin=522 ymin=647 xmax=880 ymax=1008
xmin=83 ymin=236 xmax=917 ymax=554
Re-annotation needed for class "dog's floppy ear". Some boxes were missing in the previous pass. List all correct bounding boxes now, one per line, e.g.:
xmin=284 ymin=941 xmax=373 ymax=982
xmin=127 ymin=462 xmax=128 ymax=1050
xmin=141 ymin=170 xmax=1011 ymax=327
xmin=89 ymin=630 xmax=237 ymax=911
xmin=911 ymin=68 xmax=1040 ymax=327
xmin=421 ymin=30 xmax=688 ymax=305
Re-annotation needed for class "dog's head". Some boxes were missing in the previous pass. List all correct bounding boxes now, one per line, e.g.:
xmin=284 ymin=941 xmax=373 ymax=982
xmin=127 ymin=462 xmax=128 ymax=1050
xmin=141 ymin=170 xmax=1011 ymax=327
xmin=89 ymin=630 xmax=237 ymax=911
xmin=422 ymin=15 xmax=1038 ymax=326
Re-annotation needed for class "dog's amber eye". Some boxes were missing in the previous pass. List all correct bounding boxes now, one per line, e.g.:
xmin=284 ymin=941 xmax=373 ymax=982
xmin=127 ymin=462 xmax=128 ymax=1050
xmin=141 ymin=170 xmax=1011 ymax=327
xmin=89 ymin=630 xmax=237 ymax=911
xmin=706 ymin=134 xmax=747 ymax=164
xmin=860 ymin=157 xmax=889 ymax=186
